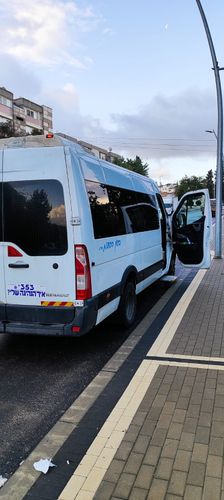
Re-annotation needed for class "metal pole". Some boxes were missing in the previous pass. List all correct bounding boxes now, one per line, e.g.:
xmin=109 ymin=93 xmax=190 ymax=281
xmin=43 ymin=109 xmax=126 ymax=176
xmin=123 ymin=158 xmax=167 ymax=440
xmin=195 ymin=0 xmax=223 ymax=258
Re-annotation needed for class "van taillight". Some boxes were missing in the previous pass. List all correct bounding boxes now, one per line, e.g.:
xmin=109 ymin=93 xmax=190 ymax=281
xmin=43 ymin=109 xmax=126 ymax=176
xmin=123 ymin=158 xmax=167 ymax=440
xmin=75 ymin=245 xmax=92 ymax=300
xmin=8 ymin=246 xmax=23 ymax=257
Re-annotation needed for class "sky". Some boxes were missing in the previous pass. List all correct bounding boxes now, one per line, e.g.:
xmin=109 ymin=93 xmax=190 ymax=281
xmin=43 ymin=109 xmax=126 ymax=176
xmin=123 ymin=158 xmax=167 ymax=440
xmin=0 ymin=0 xmax=223 ymax=184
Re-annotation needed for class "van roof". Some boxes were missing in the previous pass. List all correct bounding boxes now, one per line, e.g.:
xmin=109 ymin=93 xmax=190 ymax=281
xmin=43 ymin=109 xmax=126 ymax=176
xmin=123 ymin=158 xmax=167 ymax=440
xmin=0 ymin=134 xmax=158 ymax=191
xmin=0 ymin=133 xmax=89 ymax=154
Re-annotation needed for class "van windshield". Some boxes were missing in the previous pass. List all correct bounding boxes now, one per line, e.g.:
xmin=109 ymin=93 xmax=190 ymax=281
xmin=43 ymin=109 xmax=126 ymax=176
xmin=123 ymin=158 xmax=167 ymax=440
xmin=1 ymin=179 xmax=68 ymax=255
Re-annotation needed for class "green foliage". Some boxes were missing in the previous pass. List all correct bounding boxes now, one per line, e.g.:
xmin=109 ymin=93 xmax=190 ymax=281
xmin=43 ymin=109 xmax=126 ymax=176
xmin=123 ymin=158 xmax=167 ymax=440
xmin=30 ymin=128 xmax=44 ymax=136
xmin=113 ymin=155 xmax=149 ymax=177
xmin=0 ymin=122 xmax=44 ymax=139
xmin=175 ymin=175 xmax=206 ymax=199
xmin=0 ymin=121 xmax=14 ymax=138
xmin=205 ymin=169 xmax=214 ymax=198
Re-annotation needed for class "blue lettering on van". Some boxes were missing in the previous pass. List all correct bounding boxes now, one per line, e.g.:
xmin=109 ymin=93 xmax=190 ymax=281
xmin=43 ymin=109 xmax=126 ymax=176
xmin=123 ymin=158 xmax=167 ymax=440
xmin=99 ymin=239 xmax=121 ymax=252
xmin=7 ymin=284 xmax=46 ymax=298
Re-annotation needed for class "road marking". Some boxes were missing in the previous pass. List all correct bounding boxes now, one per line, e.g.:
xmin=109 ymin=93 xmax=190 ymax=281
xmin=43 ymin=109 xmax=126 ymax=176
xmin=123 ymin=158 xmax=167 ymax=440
xmin=59 ymin=359 xmax=158 ymax=500
xmin=152 ymin=353 xmax=224 ymax=363
xmin=147 ymin=269 xmax=206 ymax=357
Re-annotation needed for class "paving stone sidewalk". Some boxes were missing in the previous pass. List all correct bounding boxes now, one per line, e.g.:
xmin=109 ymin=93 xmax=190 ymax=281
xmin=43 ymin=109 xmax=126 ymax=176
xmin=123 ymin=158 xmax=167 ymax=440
xmin=94 ymin=257 xmax=224 ymax=500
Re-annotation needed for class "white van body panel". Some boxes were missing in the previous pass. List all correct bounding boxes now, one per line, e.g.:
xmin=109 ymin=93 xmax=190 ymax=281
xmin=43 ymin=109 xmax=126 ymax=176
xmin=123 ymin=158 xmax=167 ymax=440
xmin=3 ymin=146 xmax=75 ymax=307
xmin=0 ymin=150 xmax=6 ymax=311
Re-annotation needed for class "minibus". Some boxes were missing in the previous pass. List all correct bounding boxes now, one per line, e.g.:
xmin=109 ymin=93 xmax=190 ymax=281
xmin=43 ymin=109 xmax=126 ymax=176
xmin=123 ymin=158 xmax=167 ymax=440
xmin=0 ymin=134 xmax=212 ymax=336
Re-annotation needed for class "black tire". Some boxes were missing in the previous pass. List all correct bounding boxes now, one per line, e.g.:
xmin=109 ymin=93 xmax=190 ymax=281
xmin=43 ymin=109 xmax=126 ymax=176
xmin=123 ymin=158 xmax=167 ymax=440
xmin=117 ymin=281 xmax=137 ymax=328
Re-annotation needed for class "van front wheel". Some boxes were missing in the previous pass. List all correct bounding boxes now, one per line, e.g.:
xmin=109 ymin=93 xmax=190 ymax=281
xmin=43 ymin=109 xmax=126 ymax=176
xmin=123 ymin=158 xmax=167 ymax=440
xmin=117 ymin=281 xmax=137 ymax=328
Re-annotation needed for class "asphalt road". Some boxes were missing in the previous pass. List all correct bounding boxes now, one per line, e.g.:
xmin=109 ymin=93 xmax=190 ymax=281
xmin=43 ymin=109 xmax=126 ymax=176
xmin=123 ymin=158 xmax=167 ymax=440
xmin=0 ymin=269 xmax=181 ymax=480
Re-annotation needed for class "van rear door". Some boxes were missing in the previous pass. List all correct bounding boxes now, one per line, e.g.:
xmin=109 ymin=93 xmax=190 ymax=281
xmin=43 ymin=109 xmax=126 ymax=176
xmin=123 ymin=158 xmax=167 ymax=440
xmin=172 ymin=189 xmax=211 ymax=268
xmin=2 ymin=146 xmax=75 ymax=323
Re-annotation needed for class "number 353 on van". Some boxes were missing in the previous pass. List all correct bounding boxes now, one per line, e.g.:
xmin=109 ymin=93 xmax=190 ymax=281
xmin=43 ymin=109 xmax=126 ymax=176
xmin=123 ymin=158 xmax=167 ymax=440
xmin=0 ymin=134 xmax=212 ymax=336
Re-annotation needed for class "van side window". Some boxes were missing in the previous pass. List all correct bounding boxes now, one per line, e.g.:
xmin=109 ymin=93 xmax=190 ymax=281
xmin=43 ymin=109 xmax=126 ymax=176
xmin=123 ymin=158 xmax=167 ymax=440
xmin=3 ymin=180 xmax=67 ymax=255
xmin=136 ymin=193 xmax=160 ymax=231
xmin=85 ymin=181 xmax=160 ymax=238
xmin=124 ymin=193 xmax=159 ymax=233
xmin=86 ymin=181 xmax=126 ymax=238
xmin=173 ymin=193 xmax=205 ymax=228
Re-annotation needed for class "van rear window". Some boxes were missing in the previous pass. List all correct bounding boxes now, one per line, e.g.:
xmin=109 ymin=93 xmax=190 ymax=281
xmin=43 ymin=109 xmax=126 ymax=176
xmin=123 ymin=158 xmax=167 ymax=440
xmin=2 ymin=179 xmax=68 ymax=255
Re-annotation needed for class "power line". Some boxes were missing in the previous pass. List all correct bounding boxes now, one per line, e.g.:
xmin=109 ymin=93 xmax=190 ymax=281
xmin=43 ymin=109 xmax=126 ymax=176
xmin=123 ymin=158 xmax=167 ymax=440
xmin=81 ymin=136 xmax=216 ymax=143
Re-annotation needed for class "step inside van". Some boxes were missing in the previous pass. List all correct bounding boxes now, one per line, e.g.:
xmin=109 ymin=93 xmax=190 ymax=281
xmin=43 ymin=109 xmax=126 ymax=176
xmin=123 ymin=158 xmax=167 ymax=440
xmin=0 ymin=135 xmax=212 ymax=336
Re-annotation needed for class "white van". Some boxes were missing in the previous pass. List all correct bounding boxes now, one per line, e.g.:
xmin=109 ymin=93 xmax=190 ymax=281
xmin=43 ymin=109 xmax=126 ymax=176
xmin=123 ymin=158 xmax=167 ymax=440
xmin=0 ymin=134 xmax=212 ymax=336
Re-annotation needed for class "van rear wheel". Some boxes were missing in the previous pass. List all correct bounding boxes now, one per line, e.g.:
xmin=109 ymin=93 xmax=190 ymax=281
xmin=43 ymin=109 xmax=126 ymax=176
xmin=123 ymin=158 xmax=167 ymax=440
xmin=117 ymin=281 xmax=136 ymax=328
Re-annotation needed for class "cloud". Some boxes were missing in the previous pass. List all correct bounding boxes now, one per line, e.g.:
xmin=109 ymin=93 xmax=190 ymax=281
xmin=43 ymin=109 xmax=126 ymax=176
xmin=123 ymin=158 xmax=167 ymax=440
xmin=45 ymin=83 xmax=80 ymax=113
xmin=51 ymin=87 xmax=217 ymax=182
xmin=74 ymin=88 xmax=217 ymax=161
xmin=0 ymin=54 xmax=42 ymax=97
xmin=0 ymin=0 xmax=99 ymax=67
xmin=49 ymin=204 xmax=66 ymax=225
xmin=102 ymin=27 xmax=114 ymax=36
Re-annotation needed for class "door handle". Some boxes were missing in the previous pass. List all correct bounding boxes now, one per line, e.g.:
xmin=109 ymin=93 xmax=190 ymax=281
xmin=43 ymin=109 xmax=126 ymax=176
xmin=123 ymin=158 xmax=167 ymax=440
xmin=8 ymin=263 xmax=29 ymax=269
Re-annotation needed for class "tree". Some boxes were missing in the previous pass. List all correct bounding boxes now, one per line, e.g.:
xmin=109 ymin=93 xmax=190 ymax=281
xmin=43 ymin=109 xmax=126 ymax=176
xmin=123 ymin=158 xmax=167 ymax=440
xmin=31 ymin=128 xmax=43 ymax=136
xmin=175 ymin=175 xmax=206 ymax=199
xmin=113 ymin=155 xmax=149 ymax=176
xmin=205 ymin=169 xmax=214 ymax=198
xmin=0 ymin=121 xmax=14 ymax=139
xmin=0 ymin=121 xmax=44 ymax=139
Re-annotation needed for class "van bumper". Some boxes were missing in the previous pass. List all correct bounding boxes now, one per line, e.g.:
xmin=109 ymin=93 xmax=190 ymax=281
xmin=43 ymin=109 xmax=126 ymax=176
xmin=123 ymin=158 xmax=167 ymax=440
xmin=0 ymin=298 xmax=98 ymax=336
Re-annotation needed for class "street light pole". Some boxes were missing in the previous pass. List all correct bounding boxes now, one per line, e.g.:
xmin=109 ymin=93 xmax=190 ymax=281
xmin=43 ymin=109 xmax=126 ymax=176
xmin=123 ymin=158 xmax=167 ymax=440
xmin=195 ymin=0 xmax=223 ymax=258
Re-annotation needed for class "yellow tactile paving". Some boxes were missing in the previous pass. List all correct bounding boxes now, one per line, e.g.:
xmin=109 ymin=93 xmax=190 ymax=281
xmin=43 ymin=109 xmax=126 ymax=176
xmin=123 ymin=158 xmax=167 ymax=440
xmin=148 ymin=269 xmax=206 ymax=356
xmin=59 ymin=475 xmax=86 ymax=500
xmin=75 ymin=491 xmax=94 ymax=500
xmin=60 ymin=351 xmax=224 ymax=500
xmin=80 ymin=467 xmax=106 ymax=492
xmin=105 ymin=430 xmax=126 ymax=450
xmin=95 ymin=447 xmax=116 ymax=468
xmin=158 ymin=353 xmax=224 ymax=363
xmin=58 ymin=360 xmax=158 ymax=499
xmin=87 ymin=437 xmax=108 ymax=457
xmin=159 ymin=360 xmax=224 ymax=370
xmin=75 ymin=456 xmax=98 ymax=478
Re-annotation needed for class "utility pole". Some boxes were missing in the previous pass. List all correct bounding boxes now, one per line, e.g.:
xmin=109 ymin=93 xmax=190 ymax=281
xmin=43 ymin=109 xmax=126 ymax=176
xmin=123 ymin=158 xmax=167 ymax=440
xmin=195 ymin=0 xmax=223 ymax=258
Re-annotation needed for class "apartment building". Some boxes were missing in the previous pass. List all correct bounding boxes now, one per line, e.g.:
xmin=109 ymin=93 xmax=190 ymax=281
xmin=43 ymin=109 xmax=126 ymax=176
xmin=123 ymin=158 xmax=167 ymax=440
xmin=0 ymin=87 xmax=120 ymax=163
xmin=0 ymin=87 xmax=52 ymax=135
xmin=160 ymin=183 xmax=177 ymax=197
xmin=0 ymin=87 xmax=13 ymax=123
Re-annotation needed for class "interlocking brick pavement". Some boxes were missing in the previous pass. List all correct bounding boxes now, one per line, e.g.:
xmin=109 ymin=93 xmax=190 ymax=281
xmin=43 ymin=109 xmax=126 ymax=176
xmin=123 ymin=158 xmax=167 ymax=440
xmin=93 ymin=254 xmax=224 ymax=499
xmin=94 ymin=364 xmax=224 ymax=499
xmin=167 ymin=258 xmax=224 ymax=357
